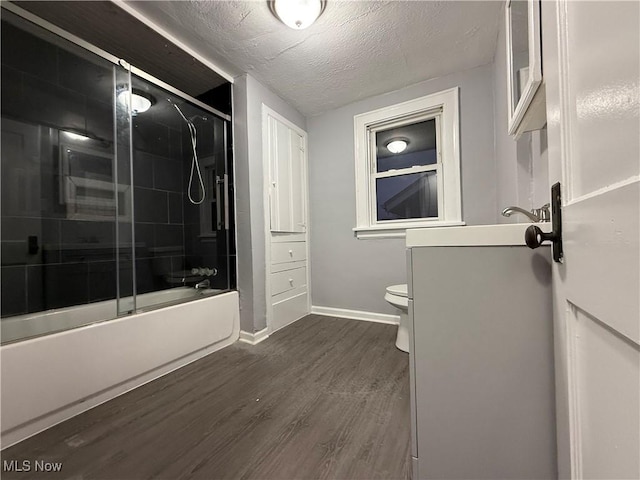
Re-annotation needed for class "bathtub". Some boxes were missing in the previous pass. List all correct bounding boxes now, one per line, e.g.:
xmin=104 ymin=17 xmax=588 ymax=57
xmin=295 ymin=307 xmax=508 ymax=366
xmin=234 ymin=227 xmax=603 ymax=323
xmin=1 ymin=287 xmax=223 ymax=344
xmin=0 ymin=289 xmax=239 ymax=448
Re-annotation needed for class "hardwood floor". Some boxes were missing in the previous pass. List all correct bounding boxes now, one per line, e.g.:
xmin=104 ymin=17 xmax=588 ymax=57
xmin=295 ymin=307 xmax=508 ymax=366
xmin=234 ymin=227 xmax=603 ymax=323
xmin=1 ymin=315 xmax=411 ymax=480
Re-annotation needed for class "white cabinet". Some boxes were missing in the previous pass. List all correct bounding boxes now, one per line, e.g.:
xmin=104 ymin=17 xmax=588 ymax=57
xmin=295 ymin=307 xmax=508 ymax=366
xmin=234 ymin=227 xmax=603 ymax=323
xmin=263 ymin=106 xmax=310 ymax=334
xmin=406 ymin=226 xmax=556 ymax=479
xmin=506 ymin=0 xmax=546 ymax=136
xmin=269 ymin=235 xmax=309 ymax=333
xmin=267 ymin=115 xmax=306 ymax=233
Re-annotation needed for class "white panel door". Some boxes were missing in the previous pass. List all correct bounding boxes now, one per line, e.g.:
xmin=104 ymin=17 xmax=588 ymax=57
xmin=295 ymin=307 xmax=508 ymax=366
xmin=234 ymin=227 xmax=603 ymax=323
xmin=268 ymin=116 xmax=306 ymax=233
xmin=543 ymin=1 xmax=639 ymax=478
xmin=289 ymin=130 xmax=306 ymax=233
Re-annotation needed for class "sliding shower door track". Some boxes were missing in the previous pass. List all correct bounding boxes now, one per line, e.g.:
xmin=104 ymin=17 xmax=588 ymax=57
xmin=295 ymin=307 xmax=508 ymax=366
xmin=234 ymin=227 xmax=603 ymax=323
xmin=1 ymin=1 xmax=231 ymax=122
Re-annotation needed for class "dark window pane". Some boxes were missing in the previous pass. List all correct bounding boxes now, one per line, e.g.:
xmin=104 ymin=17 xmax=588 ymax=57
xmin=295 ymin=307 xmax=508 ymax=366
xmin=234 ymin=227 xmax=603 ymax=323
xmin=376 ymin=119 xmax=437 ymax=173
xmin=376 ymin=171 xmax=438 ymax=221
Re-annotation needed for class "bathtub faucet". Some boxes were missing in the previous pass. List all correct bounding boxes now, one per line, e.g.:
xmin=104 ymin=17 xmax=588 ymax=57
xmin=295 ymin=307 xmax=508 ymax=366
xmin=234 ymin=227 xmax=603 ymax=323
xmin=501 ymin=204 xmax=550 ymax=222
xmin=195 ymin=279 xmax=210 ymax=290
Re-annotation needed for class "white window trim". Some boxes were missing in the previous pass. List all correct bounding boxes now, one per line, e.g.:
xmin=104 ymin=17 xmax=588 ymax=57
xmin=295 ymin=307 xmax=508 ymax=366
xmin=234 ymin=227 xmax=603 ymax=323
xmin=353 ymin=87 xmax=463 ymax=239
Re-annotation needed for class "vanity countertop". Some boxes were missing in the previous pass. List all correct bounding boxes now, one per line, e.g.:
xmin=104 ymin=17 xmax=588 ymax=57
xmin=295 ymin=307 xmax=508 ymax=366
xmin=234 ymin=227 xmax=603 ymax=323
xmin=406 ymin=222 xmax=552 ymax=248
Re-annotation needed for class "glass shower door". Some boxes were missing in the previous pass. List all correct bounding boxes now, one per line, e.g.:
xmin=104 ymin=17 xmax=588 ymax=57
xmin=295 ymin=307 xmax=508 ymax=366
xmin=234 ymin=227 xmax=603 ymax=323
xmin=1 ymin=6 xmax=234 ymax=343
xmin=125 ymin=72 xmax=232 ymax=312
xmin=0 ymin=9 xmax=135 ymax=341
xmin=114 ymin=64 xmax=136 ymax=315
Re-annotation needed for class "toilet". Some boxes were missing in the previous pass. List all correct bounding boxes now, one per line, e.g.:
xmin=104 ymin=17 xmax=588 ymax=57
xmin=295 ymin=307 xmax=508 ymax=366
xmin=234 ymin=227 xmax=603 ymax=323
xmin=385 ymin=284 xmax=409 ymax=353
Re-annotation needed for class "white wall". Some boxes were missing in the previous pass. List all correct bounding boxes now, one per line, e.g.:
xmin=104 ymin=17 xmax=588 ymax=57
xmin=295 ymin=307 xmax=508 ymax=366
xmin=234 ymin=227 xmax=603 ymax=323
xmin=307 ymin=64 xmax=497 ymax=316
xmin=233 ymin=74 xmax=306 ymax=333
xmin=493 ymin=9 xmax=550 ymax=223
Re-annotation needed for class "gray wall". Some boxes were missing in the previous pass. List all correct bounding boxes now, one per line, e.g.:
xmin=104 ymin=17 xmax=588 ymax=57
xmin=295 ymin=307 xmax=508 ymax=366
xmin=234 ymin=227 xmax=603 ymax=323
xmin=233 ymin=74 xmax=306 ymax=333
xmin=232 ymin=26 xmax=552 ymax=323
xmin=493 ymin=11 xmax=550 ymax=223
xmin=307 ymin=64 xmax=497 ymax=315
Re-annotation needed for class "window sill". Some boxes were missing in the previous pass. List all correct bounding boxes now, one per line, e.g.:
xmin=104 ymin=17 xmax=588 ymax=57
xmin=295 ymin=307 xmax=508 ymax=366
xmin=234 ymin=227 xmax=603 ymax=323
xmin=353 ymin=221 xmax=466 ymax=240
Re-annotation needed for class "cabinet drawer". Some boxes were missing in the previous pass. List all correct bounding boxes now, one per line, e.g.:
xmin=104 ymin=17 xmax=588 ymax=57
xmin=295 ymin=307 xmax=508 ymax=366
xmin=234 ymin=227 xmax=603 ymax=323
xmin=271 ymin=242 xmax=306 ymax=264
xmin=271 ymin=267 xmax=307 ymax=296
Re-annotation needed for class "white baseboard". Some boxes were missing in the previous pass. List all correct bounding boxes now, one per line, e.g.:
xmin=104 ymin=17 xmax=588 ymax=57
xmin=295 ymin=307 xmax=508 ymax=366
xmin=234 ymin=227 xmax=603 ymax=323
xmin=239 ymin=327 xmax=269 ymax=345
xmin=311 ymin=306 xmax=400 ymax=325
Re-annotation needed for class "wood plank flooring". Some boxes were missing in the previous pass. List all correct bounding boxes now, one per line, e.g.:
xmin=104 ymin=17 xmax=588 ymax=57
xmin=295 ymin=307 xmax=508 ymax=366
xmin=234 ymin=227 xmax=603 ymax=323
xmin=1 ymin=315 xmax=411 ymax=480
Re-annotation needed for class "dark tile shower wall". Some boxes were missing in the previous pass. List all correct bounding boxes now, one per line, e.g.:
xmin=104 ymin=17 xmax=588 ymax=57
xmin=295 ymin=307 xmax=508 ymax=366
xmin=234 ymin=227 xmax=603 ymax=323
xmin=0 ymin=20 xmax=189 ymax=314
xmin=180 ymin=114 xmax=234 ymax=290
xmin=182 ymin=132 xmax=214 ymax=279
xmin=225 ymin=120 xmax=237 ymax=288
xmin=131 ymin=108 xmax=187 ymax=295
xmin=1 ymin=20 xmax=119 ymax=316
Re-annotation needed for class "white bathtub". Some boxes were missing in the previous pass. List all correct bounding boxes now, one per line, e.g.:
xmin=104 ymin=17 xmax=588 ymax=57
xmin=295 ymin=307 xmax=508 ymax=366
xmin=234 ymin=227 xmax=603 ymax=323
xmin=1 ymin=287 xmax=223 ymax=344
xmin=0 ymin=290 xmax=239 ymax=448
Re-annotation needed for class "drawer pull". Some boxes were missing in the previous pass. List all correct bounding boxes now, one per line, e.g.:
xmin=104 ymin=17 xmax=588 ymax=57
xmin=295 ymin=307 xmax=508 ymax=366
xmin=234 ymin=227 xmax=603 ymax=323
xmin=289 ymin=278 xmax=294 ymax=285
xmin=288 ymin=249 xmax=293 ymax=256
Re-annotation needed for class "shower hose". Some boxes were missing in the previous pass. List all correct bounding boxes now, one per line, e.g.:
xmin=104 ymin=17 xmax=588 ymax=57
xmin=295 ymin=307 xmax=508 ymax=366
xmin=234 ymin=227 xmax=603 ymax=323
xmin=170 ymin=100 xmax=206 ymax=205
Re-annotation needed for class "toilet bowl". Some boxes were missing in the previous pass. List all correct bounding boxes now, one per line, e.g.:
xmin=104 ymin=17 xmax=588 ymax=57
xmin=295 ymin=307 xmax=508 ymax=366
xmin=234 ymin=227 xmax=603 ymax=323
xmin=385 ymin=284 xmax=409 ymax=353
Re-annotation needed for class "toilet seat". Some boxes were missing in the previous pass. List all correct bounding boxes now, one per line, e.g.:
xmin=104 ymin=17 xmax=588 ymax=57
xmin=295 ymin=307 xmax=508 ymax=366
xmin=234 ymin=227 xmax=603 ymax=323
xmin=385 ymin=284 xmax=408 ymax=309
xmin=384 ymin=283 xmax=410 ymax=353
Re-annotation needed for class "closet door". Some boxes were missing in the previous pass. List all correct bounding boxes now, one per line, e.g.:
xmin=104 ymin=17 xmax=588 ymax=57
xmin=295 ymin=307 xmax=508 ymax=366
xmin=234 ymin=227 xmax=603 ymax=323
xmin=268 ymin=116 xmax=306 ymax=233
xmin=289 ymin=130 xmax=306 ymax=233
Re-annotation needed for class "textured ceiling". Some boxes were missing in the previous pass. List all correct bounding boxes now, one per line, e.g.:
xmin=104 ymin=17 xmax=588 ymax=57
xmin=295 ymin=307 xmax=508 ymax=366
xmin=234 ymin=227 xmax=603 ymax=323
xmin=123 ymin=1 xmax=503 ymax=117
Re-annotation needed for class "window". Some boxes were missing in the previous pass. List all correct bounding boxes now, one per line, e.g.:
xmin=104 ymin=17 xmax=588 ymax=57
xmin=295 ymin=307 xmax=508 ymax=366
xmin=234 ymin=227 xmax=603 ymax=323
xmin=353 ymin=88 xmax=463 ymax=238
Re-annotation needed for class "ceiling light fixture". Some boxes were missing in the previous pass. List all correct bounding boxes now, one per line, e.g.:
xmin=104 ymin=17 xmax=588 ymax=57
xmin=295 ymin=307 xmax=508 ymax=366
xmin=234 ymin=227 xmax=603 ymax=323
xmin=269 ymin=0 xmax=326 ymax=30
xmin=386 ymin=139 xmax=408 ymax=154
xmin=63 ymin=131 xmax=90 ymax=141
xmin=117 ymin=88 xmax=156 ymax=115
